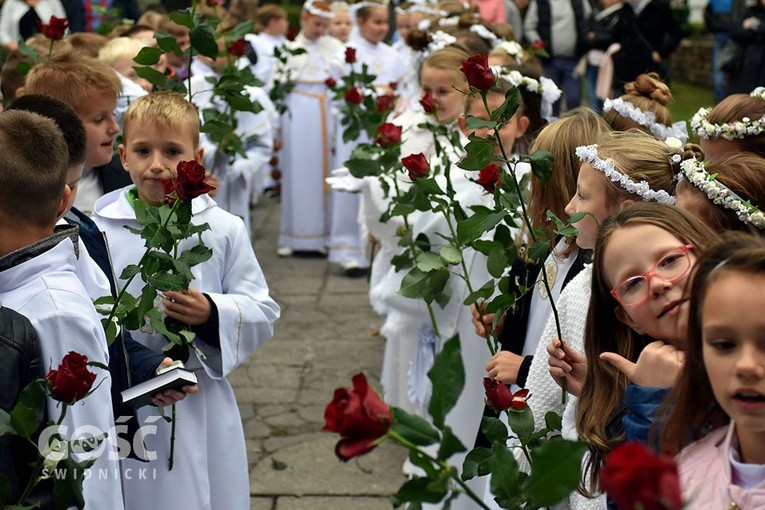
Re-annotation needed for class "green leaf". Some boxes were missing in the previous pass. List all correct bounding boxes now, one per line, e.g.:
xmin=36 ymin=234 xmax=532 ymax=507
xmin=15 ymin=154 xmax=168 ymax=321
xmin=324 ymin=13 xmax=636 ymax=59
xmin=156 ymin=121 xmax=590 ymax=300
xmin=437 ymin=426 xmax=466 ymax=461
xmin=427 ymin=335 xmax=463 ymax=428
xmin=271 ymin=459 xmax=287 ymax=470
xmin=506 ymin=407 xmax=535 ymax=444
xmin=16 ymin=60 xmax=32 ymax=75
xmin=390 ymin=407 xmax=440 ymax=446
xmin=466 ymin=116 xmax=497 ymax=130
xmin=486 ymin=247 xmax=509 ymax=279
xmin=457 ymin=137 xmax=495 ymax=171
xmin=527 ymin=149 xmax=554 ymax=185
xmin=461 ymin=446 xmax=493 ymax=480
xmin=119 ymin=264 xmax=141 ymax=280
xmin=190 ymin=24 xmax=219 ymax=59
xmin=393 ymin=477 xmax=447 ymax=504
xmin=406 ymin=448 xmax=440 ymax=478
xmin=480 ymin=416 xmax=509 ymax=444
xmin=522 ymin=439 xmax=588 ymax=507
xmin=168 ymin=8 xmax=193 ymax=28
xmin=414 ymin=177 xmax=445 ymax=196
xmin=345 ymin=157 xmax=381 ymax=178
xmin=415 ymin=252 xmax=445 ymax=272
xmin=544 ymin=411 xmax=562 ymax=431
xmin=178 ymin=244 xmax=213 ymax=267
xmin=456 ymin=210 xmax=504 ymax=246
xmin=0 ymin=409 xmax=14 ymax=436
xmin=494 ymin=87 xmax=521 ymax=125
xmin=427 ymin=268 xmax=450 ymax=303
xmin=463 ymin=279 xmax=494 ymax=306
xmin=155 ymin=33 xmax=183 ymax=55
xmin=52 ymin=455 xmax=96 ymax=510
xmin=528 ymin=239 xmax=551 ymax=262
xmin=439 ymin=244 xmax=462 ymax=265
xmin=389 ymin=203 xmax=416 ymax=217
xmin=485 ymin=293 xmax=515 ymax=315
xmin=11 ymin=380 xmax=46 ymax=438
xmin=133 ymin=46 xmax=162 ymax=65
xmin=147 ymin=272 xmax=187 ymax=292
xmin=133 ymin=65 xmax=170 ymax=89
xmin=488 ymin=442 xmax=520 ymax=507
xmin=398 ymin=268 xmax=431 ymax=299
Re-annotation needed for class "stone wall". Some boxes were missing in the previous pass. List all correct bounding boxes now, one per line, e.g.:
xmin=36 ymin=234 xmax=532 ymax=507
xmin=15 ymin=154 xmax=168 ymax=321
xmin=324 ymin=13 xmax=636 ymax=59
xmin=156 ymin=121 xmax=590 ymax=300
xmin=670 ymin=37 xmax=714 ymax=88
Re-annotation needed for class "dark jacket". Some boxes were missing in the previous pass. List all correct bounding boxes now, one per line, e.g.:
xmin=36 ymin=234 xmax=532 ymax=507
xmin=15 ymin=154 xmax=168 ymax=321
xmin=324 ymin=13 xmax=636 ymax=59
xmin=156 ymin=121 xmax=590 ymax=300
xmin=608 ymin=4 xmax=655 ymax=89
xmin=728 ymin=5 xmax=765 ymax=93
xmin=97 ymin=155 xmax=133 ymax=195
xmin=635 ymin=0 xmax=683 ymax=79
xmin=0 ymin=307 xmax=53 ymax=508
xmin=536 ymin=0 xmax=589 ymax=58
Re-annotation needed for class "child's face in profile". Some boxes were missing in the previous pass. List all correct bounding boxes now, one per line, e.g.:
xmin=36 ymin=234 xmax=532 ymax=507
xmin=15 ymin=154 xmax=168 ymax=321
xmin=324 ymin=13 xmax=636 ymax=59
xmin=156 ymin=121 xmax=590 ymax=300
xmin=420 ymin=64 xmax=466 ymax=123
xmin=564 ymin=162 xmax=611 ymax=249
xmin=328 ymin=11 xmax=352 ymax=42
xmin=464 ymin=92 xmax=528 ymax=156
xmin=119 ymin=119 xmax=204 ymax=205
xmin=61 ymin=163 xmax=85 ymax=217
xmin=701 ymin=270 xmax=765 ymax=454
xmin=75 ymin=91 xmax=120 ymax=167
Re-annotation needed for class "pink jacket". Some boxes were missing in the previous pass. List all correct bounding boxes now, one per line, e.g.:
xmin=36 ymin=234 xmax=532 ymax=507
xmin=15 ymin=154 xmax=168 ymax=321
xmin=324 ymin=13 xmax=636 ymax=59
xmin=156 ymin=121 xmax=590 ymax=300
xmin=471 ymin=0 xmax=507 ymax=23
xmin=677 ymin=424 xmax=765 ymax=509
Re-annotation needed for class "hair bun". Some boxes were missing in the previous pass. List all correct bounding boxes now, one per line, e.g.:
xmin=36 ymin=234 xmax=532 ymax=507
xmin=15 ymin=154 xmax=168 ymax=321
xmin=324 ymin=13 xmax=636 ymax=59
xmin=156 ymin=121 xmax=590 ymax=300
xmin=623 ymin=72 xmax=673 ymax=107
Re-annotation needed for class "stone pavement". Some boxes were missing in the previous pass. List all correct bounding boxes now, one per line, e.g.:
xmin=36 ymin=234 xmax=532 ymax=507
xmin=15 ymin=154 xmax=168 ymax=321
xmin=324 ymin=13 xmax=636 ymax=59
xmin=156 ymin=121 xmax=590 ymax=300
xmin=235 ymin=196 xmax=408 ymax=510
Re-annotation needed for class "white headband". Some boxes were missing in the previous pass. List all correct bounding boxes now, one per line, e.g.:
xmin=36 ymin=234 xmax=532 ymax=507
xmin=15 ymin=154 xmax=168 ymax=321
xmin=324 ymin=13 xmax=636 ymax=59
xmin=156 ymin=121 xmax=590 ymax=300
xmin=690 ymin=88 xmax=765 ymax=140
xmin=576 ymin=144 xmax=676 ymax=205
xmin=493 ymin=40 xmax=524 ymax=65
xmin=603 ymin=97 xmax=688 ymax=143
xmin=469 ymin=24 xmax=499 ymax=47
xmin=490 ymin=67 xmax=562 ymax=111
xmin=304 ymin=0 xmax=335 ymax=18
xmin=679 ymin=158 xmax=765 ymax=229
xmin=423 ymin=30 xmax=457 ymax=56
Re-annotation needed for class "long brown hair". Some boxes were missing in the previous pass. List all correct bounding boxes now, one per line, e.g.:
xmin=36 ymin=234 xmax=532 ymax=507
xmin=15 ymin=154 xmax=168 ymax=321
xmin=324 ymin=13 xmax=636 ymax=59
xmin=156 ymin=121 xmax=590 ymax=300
xmin=577 ymin=203 xmax=715 ymax=494
xmin=704 ymin=94 xmax=765 ymax=157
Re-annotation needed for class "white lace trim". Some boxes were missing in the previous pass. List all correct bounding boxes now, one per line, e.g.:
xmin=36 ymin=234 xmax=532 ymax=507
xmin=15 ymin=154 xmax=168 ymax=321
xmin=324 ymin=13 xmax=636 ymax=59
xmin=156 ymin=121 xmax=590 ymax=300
xmin=303 ymin=0 xmax=334 ymax=18
xmin=679 ymin=158 xmax=765 ymax=229
xmin=575 ymin=144 xmax=676 ymax=205
xmin=603 ymin=97 xmax=688 ymax=143
xmin=690 ymin=89 xmax=765 ymax=140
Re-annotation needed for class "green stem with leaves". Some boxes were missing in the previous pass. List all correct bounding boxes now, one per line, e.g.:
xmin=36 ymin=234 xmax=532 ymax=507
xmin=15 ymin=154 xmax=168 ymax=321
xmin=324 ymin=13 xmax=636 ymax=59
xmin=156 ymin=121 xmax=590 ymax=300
xmin=17 ymin=402 xmax=69 ymax=505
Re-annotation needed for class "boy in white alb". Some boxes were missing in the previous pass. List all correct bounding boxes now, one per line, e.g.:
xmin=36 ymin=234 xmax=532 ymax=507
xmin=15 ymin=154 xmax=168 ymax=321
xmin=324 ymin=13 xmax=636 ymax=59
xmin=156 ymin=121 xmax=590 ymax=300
xmin=0 ymin=110 xmax=124 ymax=509
xmin=93 ymin=91 xmax=281 ymax=510
xmin=245 ymin=4 xmax=289 ymax=91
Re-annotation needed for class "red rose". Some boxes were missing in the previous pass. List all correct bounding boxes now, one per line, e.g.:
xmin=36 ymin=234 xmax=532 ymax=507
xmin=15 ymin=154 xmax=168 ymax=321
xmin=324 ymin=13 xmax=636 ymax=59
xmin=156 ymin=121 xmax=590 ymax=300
xmin=205 ymin=0 xmax=222 ymax=6
xmin=600 ymin=442 xmax=683 ymax=510
xmin=227 ymin=38 xmax=248 ymax=57
xmin=162 ymin=160 xmax=216 ymax=204
xmin=375 ymin=122 xmax=402 ymax=148
xmin=287 ymin=27 xmax=298 ymax=41
xmin=376 ymin=93 xmax=396 ymax=113
xmin=344 ymin=87 xmax=363 ymax=105
xmin=475 ymin=163 xmax=500 ymax=193
xmin=460 ymin=54 xmax=495 ymax=91
xmin=345 ymin=47 xmax=356 ymax=64
xmin=420 ymin=91 xmax=436 ymax=114
xmin=325 ymin=77 xmax=337 ymax=88
xmin=323 ymin=373 xmax=392 ymax=461
xmin=46 ymin=352 xmax=97 ymax=403
xmin=509 ymin=388 xmax=530 ymax=409
xmin=36 ymin=15 xmax=68 ymax=41
xmin=483 ymin=378 xmax=513 ymax=410
xmin=532 ymin=39 xmax=545 ymax=50
xmin=402 ymin=153 xmax=429 ymax=180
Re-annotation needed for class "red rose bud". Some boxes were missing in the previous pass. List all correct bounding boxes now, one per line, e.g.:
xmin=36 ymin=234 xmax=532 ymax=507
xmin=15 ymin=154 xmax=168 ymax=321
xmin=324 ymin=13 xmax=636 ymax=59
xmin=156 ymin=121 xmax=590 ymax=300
xmin=227 ymin=38 xmax=248 ymax=57
xmin=46 ymin=352 xmax=97 ymax=403
xmin=600 ymin=442 xmax=683 ymax=510
xmin=287 ymin=27 xmax=298 ymax=41
xmin=36 ymin=15 xmax=68 ymax=41
xmin=345 ymin=47 xmax=357 ymax=64
xmin=402 ymin=153 xmax=429 ymax=180
xmin=420 ymin=91 xmax=436 ymax=114
xmin=460 ymin=53 xmax=495 ymax=91
xmin=376 ymin=94 xmax=396 ymax=113
xmin=375 ymin=122 xmax=402 ymax=148
xmin=475 ymin=163 xmax=501 ymax=193
xmin=532 ymin=39 xmax=545 ymax=50
xmin=325 ymin=77 xmax=337 ymax=88
xmin=344 ymin=87 xmax=363 ymax=105
xmin=510 ymin=388 xmax=530 ymax=409
xmin=323 ymin=373 xmax=392 ymax=461
xmin=483 ymin=377 xmax=514 ymax=410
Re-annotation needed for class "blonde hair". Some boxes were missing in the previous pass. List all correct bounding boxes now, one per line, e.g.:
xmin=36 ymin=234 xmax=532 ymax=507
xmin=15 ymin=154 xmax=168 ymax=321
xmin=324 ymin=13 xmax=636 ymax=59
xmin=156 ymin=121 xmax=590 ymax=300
xmin=24 ymin=50 xmax=121 ymax=111
xmin=137 ymin=10 xmax=167 ymax=30
xmin=68 ymin=32 xmax=110 ymax=58
xmin=123 ymin=91 xmax=200 ymax=146
xmin=158 ymin=17 xmax=190 ymax=37
xmin=421 ymin=45 xmax=470 ymax=85
xmin=98 ymin=37 xmax=148 ymax=67
xmin=356 ymin=0 xmax=388 ymax=20
xmin=0 ymin=111 xmax=68 ymax=228
xmin=604 ymin=73 xmax=673 ymax=134
xmin=24 ymin=34 xmax=72 ymax=58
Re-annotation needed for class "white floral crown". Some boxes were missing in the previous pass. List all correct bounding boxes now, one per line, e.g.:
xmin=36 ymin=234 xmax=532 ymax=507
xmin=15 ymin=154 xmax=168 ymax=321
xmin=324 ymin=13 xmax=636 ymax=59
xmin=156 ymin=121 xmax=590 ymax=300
xmin=491 ymin=67 xmax=562 ymax=110
xmin=679 ymin=158 xmax=765 ymax=229
xmin=493 ymin=40 xmax=524 ymax=65
xmin=304 ymin=0 xmax=335 ymax=18
xmin=349 ymin=0 xmax=388 ymax=18
xmin=438 ymin=16 xmax=460 ymax=27
xmin=603 ymin=98 xmax=688 ymax=143
xmin=396 ymin=3 xmax=444 ymax=15
xmin=423 ymin=30 xmax=457 ymax=56
xmin=331 ymin=1 xmax=350 ymax=11
xmin=575 ymin=144 xmax=676 ymax=205
xmin=690 ymin=89 xmax=765 ymax=140
xmin=470 ymin=24 xmax=500 ymax=48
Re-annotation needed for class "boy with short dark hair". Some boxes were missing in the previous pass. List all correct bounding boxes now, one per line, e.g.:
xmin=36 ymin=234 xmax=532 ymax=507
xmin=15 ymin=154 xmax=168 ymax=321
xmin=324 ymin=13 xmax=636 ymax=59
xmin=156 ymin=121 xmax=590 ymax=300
xmin=93 ymin=90 xmax=280 ymax=509
xmin=0 ymin=110 xmax=124 ymax=509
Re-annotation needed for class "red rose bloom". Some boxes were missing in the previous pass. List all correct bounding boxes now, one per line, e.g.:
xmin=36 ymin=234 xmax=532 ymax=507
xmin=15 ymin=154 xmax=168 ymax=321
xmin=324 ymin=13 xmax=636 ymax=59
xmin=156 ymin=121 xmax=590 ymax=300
xmin=324 ymin=373 xmax=392 ymax=461
xmin=162 ymin=160 xmax=216 ymax=204
xmin=227 ymin=38 xmax=248 ymax=57
xmin=402 ymin=153 xmax=429 ymax=180
xmin=345 ymin=47 xmax=356 ymax=64
xmin=475 ymin=164 xmax=500 ymax=193
xmin=344 ymin=87 xmax=363 ymax=105
xmin=36 ymin=16 xmax=68 ymax=41
xmin=483 ymin=378 xmax=513 ymax=410
xmin=325 ymin=77 xmax=337 ymax=88
xmin=420 ymin=91 xmax=436 ymax=114
xmin=460 ymin=54 xmax=495 ymax=91
xmin=532 ymin=39 xmax=545 ymax=50
xmin=509 ymin=388 xmax=530 ymax=409
xmin=287 ymin=27 xmax=298 ymax=41
xmin=600 ymin=442 xmax=683 ymax=510
xmin=376 ymin=94 xmax=396 ymax=113
xmin=375 ymin=122 xmax=402 ymax=148
xmin=46 ymin=352 xmax=97 ymax=403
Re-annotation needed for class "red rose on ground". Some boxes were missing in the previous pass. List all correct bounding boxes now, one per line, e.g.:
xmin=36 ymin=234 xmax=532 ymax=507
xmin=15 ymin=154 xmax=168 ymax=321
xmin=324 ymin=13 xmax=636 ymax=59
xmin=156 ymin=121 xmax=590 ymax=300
xmin=375 ymin=122 xmax=402 ymax=148
xmin=420 ymin=91 xmax=436 ymax=114
xmin=475 ymin=164 xmax=500 ymax=193
xmin=46 ymin=352 xmax=97 ymax=403
xmin=460 ymin=54 xmax=495 ymax=91
xmin=345 ymin=47 xmax=356 ymax=64
xmin=324 ymin=373 xmax=392 ymax=461
xmin=402 ymin=153 xmax=429 ymax=180
xmin=227 ymin=38 xmax=248 ymax=57
xmin=376 ymin=93 xmax=396 ymax=113
xmin=600 ymin=442 xmax=683 ymax=510
xmin=36 ymin=16 xmax=68 ymax=41
xmin=325 ymin=77 xmax=337 ymax=88
xmin=344 ymin=87 xmax=363 ymax=105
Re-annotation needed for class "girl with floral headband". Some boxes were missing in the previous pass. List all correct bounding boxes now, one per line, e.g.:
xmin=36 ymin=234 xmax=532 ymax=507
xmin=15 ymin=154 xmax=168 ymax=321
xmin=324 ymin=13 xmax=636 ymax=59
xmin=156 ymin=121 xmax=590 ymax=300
xmin=328 ymin=1 xmax=352 ymax=42
xmin=689 ymin=88 xmax=765 ymax=160
xmin=602 ymin=72 xmax=688 ymax=143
